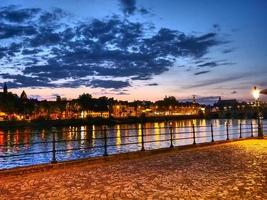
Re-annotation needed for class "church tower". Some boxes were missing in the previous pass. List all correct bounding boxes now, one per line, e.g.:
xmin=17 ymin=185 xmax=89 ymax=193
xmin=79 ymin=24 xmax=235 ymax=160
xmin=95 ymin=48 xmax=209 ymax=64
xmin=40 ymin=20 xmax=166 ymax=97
xmin=3 ymin=83 xmax=7 ymax=94
xmin=20 ymin=90 xmax=28 ymax=101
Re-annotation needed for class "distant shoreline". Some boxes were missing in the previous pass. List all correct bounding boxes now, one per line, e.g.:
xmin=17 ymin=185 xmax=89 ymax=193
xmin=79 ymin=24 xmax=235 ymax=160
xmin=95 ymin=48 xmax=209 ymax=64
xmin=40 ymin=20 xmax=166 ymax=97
xmin=0 ymin=115 xmax=205 ymax=129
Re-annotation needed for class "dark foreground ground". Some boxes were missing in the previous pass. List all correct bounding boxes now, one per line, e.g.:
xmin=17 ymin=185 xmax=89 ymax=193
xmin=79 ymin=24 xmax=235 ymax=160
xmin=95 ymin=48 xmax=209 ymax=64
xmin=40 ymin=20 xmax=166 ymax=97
xmin=0 ymin=139 xmax=266 ymax=200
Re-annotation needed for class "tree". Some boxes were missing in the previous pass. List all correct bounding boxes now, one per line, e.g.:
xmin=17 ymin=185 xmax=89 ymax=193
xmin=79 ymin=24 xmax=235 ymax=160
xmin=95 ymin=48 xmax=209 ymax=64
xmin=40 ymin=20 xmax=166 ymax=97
xmin=77 ymin=93 xmax=93 ymax=110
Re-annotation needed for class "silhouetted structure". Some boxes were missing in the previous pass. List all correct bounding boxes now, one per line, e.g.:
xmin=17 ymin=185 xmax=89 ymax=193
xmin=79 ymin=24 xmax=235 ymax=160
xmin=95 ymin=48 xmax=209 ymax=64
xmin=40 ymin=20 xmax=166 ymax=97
xmin=214 ymin=97 xmax=239 ymax=111
xmin=3 ymin=83 xmax=7 ymax=94
xmin=20 ymin=90 xmax=28 ymax=101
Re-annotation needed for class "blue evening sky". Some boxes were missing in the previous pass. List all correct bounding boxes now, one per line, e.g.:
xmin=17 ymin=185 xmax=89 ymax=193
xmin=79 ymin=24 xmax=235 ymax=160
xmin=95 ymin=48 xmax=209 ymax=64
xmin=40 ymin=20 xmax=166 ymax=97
xmin=0 ymin=0 xmax=266 ymax=103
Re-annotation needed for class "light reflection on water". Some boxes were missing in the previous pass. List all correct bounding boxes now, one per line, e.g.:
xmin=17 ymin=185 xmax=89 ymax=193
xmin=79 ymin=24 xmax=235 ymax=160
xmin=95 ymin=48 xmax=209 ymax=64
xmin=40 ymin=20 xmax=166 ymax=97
xmin=0 ymin=119 xmax=266 ymax=169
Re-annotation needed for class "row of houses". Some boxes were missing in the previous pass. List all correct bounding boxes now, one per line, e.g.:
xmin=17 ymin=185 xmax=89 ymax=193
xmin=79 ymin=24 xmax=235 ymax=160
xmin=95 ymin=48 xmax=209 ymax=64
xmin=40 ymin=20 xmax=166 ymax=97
xmin=0 ymin=102 xmax=204 ymax=121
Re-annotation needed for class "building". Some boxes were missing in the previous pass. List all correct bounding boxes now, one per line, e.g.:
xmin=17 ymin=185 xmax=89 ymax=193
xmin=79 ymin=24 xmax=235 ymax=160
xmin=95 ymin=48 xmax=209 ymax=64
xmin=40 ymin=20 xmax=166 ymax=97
xmin=213 ymin=97 xmax=239 ymax=111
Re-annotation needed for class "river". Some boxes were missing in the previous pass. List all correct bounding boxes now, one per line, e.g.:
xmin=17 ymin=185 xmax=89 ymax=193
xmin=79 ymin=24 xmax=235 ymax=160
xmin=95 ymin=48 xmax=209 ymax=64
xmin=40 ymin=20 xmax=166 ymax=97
xmin=0 ymin=119 xmax=266 ymax=169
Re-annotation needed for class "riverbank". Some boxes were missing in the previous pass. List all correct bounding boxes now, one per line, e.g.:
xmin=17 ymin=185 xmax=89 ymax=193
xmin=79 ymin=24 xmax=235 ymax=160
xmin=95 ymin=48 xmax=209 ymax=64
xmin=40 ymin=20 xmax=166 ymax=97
xmin=0 ymin=115 xmax=203 ymax=129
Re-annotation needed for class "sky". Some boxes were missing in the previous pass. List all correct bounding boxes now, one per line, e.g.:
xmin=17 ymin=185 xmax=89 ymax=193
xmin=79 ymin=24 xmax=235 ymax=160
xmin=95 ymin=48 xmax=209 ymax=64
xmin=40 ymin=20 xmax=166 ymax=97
xmin=0 ymin=0 xmax=267 ymax=104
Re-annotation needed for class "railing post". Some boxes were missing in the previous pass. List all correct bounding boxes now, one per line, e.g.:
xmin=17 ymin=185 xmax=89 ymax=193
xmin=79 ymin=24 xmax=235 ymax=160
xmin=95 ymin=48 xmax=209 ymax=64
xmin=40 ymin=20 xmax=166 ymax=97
xmin=239 ymin=123 xmax=242 ymax=139
xmin=211 ymin=123 xmax=214 ymax=142
xmin=251 ymin=122 xmax=254 ymax=137
xmin=226 ymin=122 xmax=229 ymax=140
xmin=141 ymin=124 xmax=145 ymax=151
xmin=258 ymin=119 xmax=263 ymax=139
xmin=103 ymin=126 xmax=108 ymax=156
xmin=169 ymin=124 xmax=174 ymax=148
xmin=51 ymin=128 xmax=57 ymax=164
xmin=192 ymin=123 xmax=196 ymax=145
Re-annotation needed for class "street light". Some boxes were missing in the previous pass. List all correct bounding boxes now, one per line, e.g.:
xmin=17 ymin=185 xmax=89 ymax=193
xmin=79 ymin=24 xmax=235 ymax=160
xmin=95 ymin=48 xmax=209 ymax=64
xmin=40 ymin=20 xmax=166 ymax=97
xmin=252 ymin=86 xmax=260 ymax=100
xmin=252 ymin=86 xmax=263 ymax=138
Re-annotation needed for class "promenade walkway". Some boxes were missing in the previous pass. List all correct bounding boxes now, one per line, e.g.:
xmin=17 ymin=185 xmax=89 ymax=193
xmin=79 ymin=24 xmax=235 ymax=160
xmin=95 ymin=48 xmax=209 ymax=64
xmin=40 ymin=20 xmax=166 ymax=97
xmin=0 ymin=139 xmax=266 ymax=200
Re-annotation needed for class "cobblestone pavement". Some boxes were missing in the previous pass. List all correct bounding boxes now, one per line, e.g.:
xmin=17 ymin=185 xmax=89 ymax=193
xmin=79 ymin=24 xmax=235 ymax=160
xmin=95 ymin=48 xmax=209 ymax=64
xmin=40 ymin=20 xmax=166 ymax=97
xmin=0 ymin=139 xmax=266 ymax=200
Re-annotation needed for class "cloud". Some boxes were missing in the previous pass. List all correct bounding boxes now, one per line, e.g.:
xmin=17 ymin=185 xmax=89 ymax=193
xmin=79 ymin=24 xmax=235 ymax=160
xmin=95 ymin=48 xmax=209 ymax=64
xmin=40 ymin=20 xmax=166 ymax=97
xmin=196 ymin=60 xmax=235 ymax=68
xmin=213 ymin=24 xmax=221 ymax=32
xmin=197 ymin=62 xmax=217 ymax=68
xmin=0 ymin=6 xmax=228 ymax=90
xmin=0 ymin=23 xmax=37 ymax=39
xmin=119 ymin=0 xmax=150 ymax=16
xmin=184 ymin=74 xmax=251 ymax=89
xmin=90 ymin=79 xmax=130 ymax=89
xmin=0 ymin=6 xmax=40 ymax=22
xmin=222 ymin=48 xmax=235 ymax=54
xmin=139 ymin=7 xmax=149 ymax=15
xmin=119 ymin=0 xmax=137 ymax=16
xmin=146 ymin=83 xmax=158 ymax=86
xmin=194 ymin=70 xmax=210 ymax=75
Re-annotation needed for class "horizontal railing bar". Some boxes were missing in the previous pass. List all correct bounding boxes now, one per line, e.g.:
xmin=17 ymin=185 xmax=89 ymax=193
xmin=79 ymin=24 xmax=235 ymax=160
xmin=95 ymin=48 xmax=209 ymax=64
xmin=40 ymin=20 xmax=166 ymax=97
xmin=194 ymin=135 xmax=212 ymax=139
xmin=55 ymin=145 xmax=104 ymax=153
xmin=106 ymin=142 xmax=140 ymax=147
xmin=192 ymin=130 xmax=211 ymax=133
xmin=173 ymin=136 xmax=194 ymax=141
xmin=0 ymin=140 xmax=53 ymax=147
xmin=0 ymin=150 xmax=53 ymax=158
xmin=144 ymin=138 xmax=170 ymax=143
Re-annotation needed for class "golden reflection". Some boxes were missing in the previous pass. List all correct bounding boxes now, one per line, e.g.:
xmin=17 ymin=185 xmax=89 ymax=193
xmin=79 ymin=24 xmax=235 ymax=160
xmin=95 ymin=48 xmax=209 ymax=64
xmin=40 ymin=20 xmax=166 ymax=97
xmin=92 ymin=125 xmax=95 ymax=139
xmin=7 ymin=131 xmax=10 ymax=147
xmin=0 ymin=134 xmax=3 ymax=146
xmin=41 ymin=129 xmax=45 ymax=140
xmin=138 ymin=124 xmax=142 ymax=143
xmin=154 ymin=122 xmax=160 ymax=145
xmin=14 ymin=130 xmax=19 ymax=145
xmin=116 ymin=124 xmax=121 ymax=146
xmin=214 ymin=119 xmax=220 ymax=128
xmin=199 ymin=119 xmax=207 ymax=127
xmin=81 ymin=126 xmax=85 ymax=140
xmin=80 ymin=126 xmax=86 ymax=147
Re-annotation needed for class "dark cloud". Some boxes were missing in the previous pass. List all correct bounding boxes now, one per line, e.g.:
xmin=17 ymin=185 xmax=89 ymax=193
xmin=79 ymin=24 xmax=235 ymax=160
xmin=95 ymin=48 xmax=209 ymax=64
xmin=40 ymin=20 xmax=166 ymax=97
xmin=222 ymin=48 xmax=235 ymax=54
xmin=119 ymin=0 xmax=150 ymax=16
xmin=194 ymin=71 xmax=210 ymax=75
xmin=196 ymin=60 xmax=235 ymax=68
xmin=90 ymin=80 xmax=130 ymax=89
xmin=116 ymin=91 xmax=130 ymax=95
xmin=0 ymin=23 xmax=37 ymax=39
xmin=39 ymin=8 xmax=66 ymax=24
xmin=197 ymin=62 xmax=217 ymax=68
xmin=0 ymin=6 xmax=40 ymax=22
xmin=146 ymin=83 xmax=158 ymax=86
xmin=213 ymin=24 xmax=221 ymax=32
xmin=139 ymin=7 xmax=149 ymax=15
xmin=184 ymin=74 xmax=250 ymax=89
xmin=119 ymin=0 xmax=137 ymax=16
xmin=0 ymin=73 xmax=52 ymax=88
xmin=0 ymin=6 xmax=229 ymax=90
xmin=30 ymin=31 xmax=61 ymax=47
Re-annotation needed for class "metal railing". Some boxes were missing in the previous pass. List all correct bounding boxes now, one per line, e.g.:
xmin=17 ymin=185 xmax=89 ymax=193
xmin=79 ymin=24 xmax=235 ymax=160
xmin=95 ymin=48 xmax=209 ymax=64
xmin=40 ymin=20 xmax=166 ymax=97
xmin=0 ymin=121 xmax=266 ymax=168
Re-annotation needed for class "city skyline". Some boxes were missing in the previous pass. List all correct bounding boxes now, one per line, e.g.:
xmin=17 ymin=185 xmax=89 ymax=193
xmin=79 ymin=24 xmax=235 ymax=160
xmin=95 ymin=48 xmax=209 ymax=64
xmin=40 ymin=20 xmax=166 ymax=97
xmin=0 ymin=0 xmax=267 ymax=103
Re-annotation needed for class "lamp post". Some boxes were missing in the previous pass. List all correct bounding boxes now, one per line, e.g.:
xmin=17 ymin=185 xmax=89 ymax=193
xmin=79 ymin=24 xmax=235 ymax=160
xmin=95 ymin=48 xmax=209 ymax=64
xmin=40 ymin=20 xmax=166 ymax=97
xmin=252 ymin=86 xmax=263 ymax=138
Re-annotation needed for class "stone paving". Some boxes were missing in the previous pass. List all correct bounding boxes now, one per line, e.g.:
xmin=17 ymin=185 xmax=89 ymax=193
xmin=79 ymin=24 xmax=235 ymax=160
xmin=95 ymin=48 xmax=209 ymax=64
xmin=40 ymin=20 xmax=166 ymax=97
xmin=0 ymin=139 xmax=266 ymax=200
